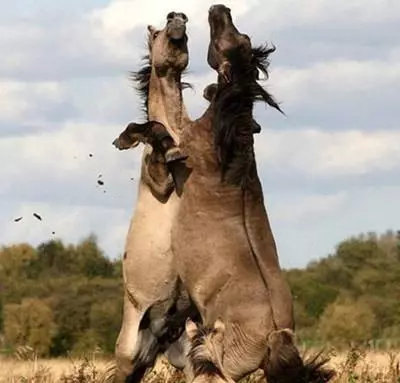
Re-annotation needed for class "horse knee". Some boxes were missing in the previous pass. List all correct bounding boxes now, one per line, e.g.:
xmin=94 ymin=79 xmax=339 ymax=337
xmin=115 ymin=341 xmax=135 ymax=377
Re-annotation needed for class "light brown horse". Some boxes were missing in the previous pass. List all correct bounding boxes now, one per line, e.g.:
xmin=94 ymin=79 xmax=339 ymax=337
xmin=113 ymin=12 xmax=196 ymax=383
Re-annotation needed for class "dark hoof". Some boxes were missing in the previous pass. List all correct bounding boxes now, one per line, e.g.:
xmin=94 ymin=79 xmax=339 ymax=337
xmin=165 ymin=147 xmax=188 ymax=163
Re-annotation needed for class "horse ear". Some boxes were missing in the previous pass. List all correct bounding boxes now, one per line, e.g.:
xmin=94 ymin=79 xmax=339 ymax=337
xmin=252 ymin=119 xmax=261 ymax=134
xmin=148 ymin=25 xmax=156 ymax=34
xmin=213 ymin=318 xmax=225 ymax=344
xmin=214 ymin=318 xmax=225 ymax=334
xmin=203 ymin=83 xmax=218 ymax=102
xmin=186 ymin=318 xmax=198 ymax=340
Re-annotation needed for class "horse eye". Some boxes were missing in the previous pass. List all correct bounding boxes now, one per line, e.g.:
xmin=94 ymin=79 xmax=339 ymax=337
xmin=153 ymin=31 xmax=160 ymax=39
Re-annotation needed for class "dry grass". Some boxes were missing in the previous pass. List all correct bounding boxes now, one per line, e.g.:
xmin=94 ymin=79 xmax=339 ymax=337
xmin=0 ymin=346 xmax=115 ymax=383
xmin=0 ymin=348 xmax=399 ymax=382
xmin=329 ymin=348 xmax=400 ymax=383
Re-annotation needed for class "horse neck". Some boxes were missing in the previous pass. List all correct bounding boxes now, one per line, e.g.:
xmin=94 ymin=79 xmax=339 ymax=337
xmin=147 ymin=68 xmax=190 ymax=144
xmin=213 ymin=77 xmax=256 ymax=185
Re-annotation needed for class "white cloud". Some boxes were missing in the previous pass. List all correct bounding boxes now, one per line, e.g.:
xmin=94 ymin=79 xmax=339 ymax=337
xmin=268 ymin=185 xmax=400 ymax=267
xmin=88 ymin=0 xmax=258 ymax=62
xmin=0 ymin=121 xmax=141 ymax=202
xmin=90 ymin=0 xmax=257 ymax=35
xmin=0 ymin=16 xmax=141 ymax=80
xmin=271 ymin=192 xmax=347 ymax=224
xmin=256 ymin=128 xmax=400 ymax=176
xmin=245 ymin=0 xmax=400 ymax=31
xmin=0 ymin=120 xmax=141 ymax=256
xmin=0 ymin=81 xmax=67 ymax=122
xmin=269 ymin=59 xmax=400 ymax=107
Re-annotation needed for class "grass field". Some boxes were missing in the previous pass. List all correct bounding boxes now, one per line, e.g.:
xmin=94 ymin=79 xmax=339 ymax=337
xmin=0 ymin=349 xmax=399 ymax=382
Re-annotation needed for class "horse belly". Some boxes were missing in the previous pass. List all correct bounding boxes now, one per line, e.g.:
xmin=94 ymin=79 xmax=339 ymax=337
xmin=123 ymin=185 xmax=179 ymax=307
xmin=172 ymin=196 xmax=266 ymax=316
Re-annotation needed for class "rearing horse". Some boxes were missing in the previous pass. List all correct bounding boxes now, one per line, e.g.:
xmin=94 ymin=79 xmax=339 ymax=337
xmin=171 ymin=5 xmax=334 ymax=382
xmin=113 ymin=12 xmax=196 ymax=383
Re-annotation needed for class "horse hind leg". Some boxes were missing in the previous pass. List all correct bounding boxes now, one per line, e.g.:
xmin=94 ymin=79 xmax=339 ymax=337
xmin=264 ymin=329 xmax=334 ymax=383
xmin=263 ymin=329 xmax=303 ymax=383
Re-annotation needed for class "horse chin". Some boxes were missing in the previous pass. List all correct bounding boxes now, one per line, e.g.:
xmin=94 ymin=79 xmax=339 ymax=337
xmin=167 ymin=22 xmax=186 ymax=41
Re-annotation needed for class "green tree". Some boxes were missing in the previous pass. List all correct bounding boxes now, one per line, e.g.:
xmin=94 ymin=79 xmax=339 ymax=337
xmin=4 ymin=298 xmax=57 ymax=356
xmin=286 ymin=271 xmax=338 ymax=320
xmin=397 ymin=230 xmax=400 ymax=260
xmin=0 ymin=298 xmax=3 ymax=333
xmin=90 ymin=300 xmax=121 ymax=353
xmin=1 ymin=230 xmax=397 ymax=354
xmin=50 ymin=289 xmax=93 ymax=355
xmin=74 ymin=235 xmax=113 ymax=278
xmin=318 ymin=298 xmax=376 ymax=344
xmin=0 ymin=244 xmax=36 ymax=282
xmin=71 ymin=329 xmax=102 ymax=356
xmin=28 ymin=240 xmax=74 ymax=278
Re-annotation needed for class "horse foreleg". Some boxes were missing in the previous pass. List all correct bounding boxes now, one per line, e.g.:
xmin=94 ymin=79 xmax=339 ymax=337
xmin=114 ymin=295 xmax=158 ymax=383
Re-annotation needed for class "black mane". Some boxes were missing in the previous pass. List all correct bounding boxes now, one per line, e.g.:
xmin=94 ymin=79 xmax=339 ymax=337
xmin=212 ymin=44 xmax=283 ymax=185
xmin=130 ymin=55 xmax=152 ymax=116
xmin=252 ymin=44 xmax=276 ymax=80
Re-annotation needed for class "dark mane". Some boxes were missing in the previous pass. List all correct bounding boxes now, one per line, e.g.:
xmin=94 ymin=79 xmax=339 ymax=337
xmin=187 ymin=324 xmax=225 ymax=380
xmin=130 ymin=55 xmax=152 ymax=115
xmin=252 ymin=44 xmax=276 ymax=80
xmin=212 ymin=44 xmax=283 ymax=185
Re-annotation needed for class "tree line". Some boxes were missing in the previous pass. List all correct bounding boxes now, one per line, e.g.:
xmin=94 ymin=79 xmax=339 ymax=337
xmin=0 ymin=231 xmax=399 ymax=356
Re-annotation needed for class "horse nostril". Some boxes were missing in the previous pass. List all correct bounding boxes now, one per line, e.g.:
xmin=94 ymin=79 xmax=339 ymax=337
xmin=209 ymin=4 xmax=228 ymax=14
xmin=167 ymin=11 xmax=176 ymax=20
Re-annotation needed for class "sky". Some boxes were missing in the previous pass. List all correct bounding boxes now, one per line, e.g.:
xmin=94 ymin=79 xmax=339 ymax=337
xmin=1 ymin=0 xmax=399 ymax=268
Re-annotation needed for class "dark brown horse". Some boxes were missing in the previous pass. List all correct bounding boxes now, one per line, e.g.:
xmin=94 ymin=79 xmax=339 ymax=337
xmin=170 ymin=5 xmax=334 ymax=382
